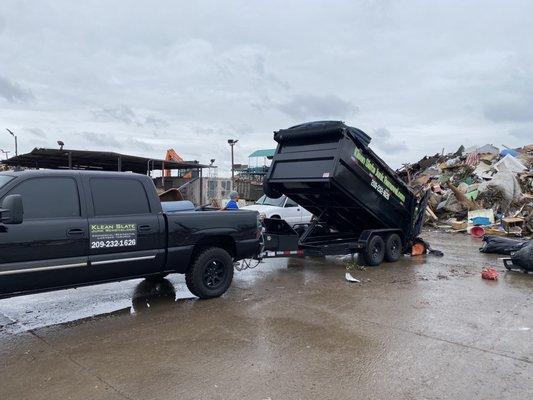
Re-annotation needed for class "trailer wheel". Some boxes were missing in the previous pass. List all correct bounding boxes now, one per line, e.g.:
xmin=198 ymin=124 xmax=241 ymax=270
xmin=384 ymin=233 xmax=402 ymax=262
xmin=363 ymin=235 xmax=385 ymax=266
xmin=185 ymin=247 xmax=234 ymax=299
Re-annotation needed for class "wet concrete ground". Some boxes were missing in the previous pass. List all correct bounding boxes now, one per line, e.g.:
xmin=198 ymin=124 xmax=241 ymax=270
xmin=0 ymin=231 xmax=532 ymax=399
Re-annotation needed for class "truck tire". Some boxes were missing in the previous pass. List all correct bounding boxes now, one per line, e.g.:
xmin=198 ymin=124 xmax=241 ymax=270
xmin=185 ymin=247 xmax=234 ymax=299
xmin=384 ymin=233 xmax=402 ymax=262
xmin=363 ymin=235 xmax=385 ymax=266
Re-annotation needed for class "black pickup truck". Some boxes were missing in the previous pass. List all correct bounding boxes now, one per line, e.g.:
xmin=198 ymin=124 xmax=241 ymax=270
xmin=0 ymin=170 xmax=261 ymax=299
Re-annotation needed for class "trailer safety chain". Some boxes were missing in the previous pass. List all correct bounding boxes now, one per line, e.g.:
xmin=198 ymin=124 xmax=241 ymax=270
xmin=234 ymin=241 xmax=265 ymax=271
xmin=234 ymin=258 xmax=262 ymax=271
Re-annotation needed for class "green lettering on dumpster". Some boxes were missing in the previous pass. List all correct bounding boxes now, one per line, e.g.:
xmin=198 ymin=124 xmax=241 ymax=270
xmin=352 ymin=147 xmax=406 ymax=203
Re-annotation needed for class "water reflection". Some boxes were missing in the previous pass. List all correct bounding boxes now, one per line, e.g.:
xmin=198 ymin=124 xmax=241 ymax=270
xmin=131 ymin=278 xmax=177 ymax=313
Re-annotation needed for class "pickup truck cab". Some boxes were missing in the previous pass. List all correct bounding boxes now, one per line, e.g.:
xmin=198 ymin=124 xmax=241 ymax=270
xmin=242 ymin=195 xmax=313 ymax=227
xmin=0 ymin=170 xmax=260 ymax=299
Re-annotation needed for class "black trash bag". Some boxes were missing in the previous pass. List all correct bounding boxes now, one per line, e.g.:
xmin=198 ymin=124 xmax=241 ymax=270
xmin=479 ymin=235 xmax=529 ymax=255
xmin=510 ymin=241 xmax=533 ymax=272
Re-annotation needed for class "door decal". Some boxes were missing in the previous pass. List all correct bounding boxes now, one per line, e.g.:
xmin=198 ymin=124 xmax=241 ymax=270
xmin=90 ymin=223 xmax=137 ymax=249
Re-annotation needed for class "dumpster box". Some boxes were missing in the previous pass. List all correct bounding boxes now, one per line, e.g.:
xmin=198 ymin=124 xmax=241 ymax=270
xmin=261 ymin=121 xmax=428 ymax=265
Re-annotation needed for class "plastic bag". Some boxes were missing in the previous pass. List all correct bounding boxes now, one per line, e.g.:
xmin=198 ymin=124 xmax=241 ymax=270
xmin=479 ymin=235 xmax=529 ymax=255
xmin=477 ymin=171 xmax=522 ymax=212
xmin=510 ymin=241 xmax=533 ymax=272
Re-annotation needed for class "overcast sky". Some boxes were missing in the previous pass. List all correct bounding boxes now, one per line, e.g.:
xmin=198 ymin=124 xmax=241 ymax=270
xmin=1 ymin=0 xmax=532 ymax=174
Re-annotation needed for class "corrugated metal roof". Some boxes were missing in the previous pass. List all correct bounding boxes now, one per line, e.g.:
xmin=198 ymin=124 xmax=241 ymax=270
xmin=2 ymin=148 xmax=209 ymax=173
xmin=248 ymin=149 xmax=276 ymax=158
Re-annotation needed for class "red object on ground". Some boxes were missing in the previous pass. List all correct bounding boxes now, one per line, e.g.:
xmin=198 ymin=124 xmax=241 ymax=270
xmin=481 ymin=267 xmax=499 ymax=280
xmin=471 ymin=226 xmax=485 ymax=238
xmin=411 ymin=241 xmax=427 ymax=256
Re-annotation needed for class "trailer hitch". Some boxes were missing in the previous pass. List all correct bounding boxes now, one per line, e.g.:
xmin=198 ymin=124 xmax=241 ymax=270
xmin=234 ymin=258 xmax=262 ymax=271
xmin=234 ymin=241 xmax=266 ymax=271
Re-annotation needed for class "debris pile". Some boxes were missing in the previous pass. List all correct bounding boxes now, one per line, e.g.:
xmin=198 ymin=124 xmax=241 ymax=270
xmin=399 ymin=143 xmax=533 ymax=238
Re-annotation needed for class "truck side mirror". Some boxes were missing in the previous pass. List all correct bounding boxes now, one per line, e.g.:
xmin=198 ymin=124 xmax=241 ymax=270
xmin=0 ymin=194 xmax=24 ymax=224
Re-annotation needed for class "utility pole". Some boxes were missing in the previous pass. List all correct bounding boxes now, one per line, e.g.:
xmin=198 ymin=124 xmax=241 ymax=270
xmin=6 ymin=129 xmax=18 ymax=156
xmin=227 ymin=139 xmax=238 ymax=190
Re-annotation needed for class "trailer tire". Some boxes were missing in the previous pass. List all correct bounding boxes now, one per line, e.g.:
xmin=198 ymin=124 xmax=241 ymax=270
xmin=385 ymin=233 xmax=402 ymax=262
xmin=363 ymin=235 xmax=385 ymax=266
xmin=185 ymin=247 xmax=234 ymax=299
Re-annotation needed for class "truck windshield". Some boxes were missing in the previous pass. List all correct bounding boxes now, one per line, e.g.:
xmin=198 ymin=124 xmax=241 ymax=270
xmin=0 ymin=175 xmax=13 ymax=189
xmin=255 ymin=195 xmax=286 ymax=207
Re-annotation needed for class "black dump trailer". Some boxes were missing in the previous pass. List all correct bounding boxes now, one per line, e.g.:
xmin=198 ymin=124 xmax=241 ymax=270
xmin=260 ymin=121 xmax=428 ymax=266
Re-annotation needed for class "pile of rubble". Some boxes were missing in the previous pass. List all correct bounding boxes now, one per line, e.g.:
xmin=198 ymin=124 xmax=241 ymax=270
xmin=398 ymin=144 xmax=533 ymax=238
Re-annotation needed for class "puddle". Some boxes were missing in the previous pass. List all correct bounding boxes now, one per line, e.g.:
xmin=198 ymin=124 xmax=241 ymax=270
xmin=0 ymin=274 xmax=194 ymax=333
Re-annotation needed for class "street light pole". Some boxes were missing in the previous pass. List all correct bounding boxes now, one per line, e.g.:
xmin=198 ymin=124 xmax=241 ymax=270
xmin=227 ymin=139 xmax=238 ymax=190
xmin=0 ymin=148 xmax=10 ymax=160
xmin=6 ymin=129 xmax=17 ymax=156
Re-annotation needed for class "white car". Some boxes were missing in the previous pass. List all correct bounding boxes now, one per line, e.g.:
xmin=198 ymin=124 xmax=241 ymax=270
xmin=242 ymin=195 xmax=313 ymax=227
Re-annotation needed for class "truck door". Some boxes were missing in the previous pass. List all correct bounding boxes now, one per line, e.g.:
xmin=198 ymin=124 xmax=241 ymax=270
xmin=299 ymin=207 xmax=313 ymax=224
xmin=85 ymin=176 xmax=164 ymax=279
xmin=0 ymin=175 xmax=89 ymax=296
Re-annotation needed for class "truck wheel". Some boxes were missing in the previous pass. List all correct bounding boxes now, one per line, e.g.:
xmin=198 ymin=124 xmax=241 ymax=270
xmin=363 ymin=235 xmax=385 ymax=266
xmin=385 ymin=233 xmax=402 ymax=262
xmin=185 ymin=247 xmax=234 ymax=299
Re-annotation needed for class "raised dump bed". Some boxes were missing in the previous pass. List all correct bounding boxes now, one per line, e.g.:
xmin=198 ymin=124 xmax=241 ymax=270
xmin=261 ymin=121 xmax=428 ymax=265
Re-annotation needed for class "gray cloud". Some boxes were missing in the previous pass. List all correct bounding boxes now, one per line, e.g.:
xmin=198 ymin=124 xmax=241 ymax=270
xmin=372 ymin=128 xmax=408 ymax=154
xmin=0 ymin=75 xmax=34 ymax=103
xmin=80 ymin=131 xmax=156 ymax=153
xmin=80 ymin=132 xmax=124 ymax=149
xmin=144 ymin=115 xmax=169 ymax=128
xmin=276 ymin=94 xmax=358 ymax=120
xmin=0 ymin=0 xmax=532 ymax=171
xmin=93 ymin=105 xmax=169 ymax=128
xmin=23 ymin=128 xmax=47 ymax=138
xmin=92 ymin=106 xmax=138 ymax=125
xmin=483 ymin=96 xmax=533 ymax=122
xmin=510 ymin=127 xmax=533 ymax=139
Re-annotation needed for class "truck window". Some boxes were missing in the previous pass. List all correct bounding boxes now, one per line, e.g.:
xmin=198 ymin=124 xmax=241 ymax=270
xmin=262 ymin=195 xmax=286 ymax=207
xmin=285 ymin=198 xmax=298 ymax=208
xmin=90 ymin=178 xmax=150 ymax=216
xmin=6 ymin=177 xmax=80 ymax=219
xmin=0 ymin=175 xmax=13 ymax=189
